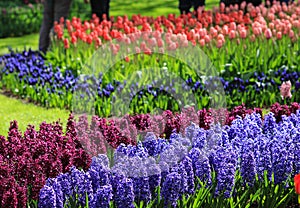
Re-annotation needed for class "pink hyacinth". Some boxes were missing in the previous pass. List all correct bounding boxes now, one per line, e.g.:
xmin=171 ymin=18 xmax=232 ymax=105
xmin=280 ymin=80 xmax=292 ymax=100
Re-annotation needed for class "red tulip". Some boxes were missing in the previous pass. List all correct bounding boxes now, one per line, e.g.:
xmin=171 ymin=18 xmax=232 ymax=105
xmin=295 ymin=174 xmax=300 ymax=194
xmin=63 ymin=38 xmax=70 ymax=49
xmin=295 ymin=174 xmax=300 ymax=204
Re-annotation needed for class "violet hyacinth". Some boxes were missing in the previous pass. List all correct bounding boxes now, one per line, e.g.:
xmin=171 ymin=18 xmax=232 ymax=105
xmin=254 ymin=135 xmax=272 ymax=181
xmin=114 ymin=178 xmax=135 ymax=208
xmin=94 ymin=185 xmax=113 ymax=208
xmin=38 ymin=185 xmax=57 ymax=208
xmin=189 ymin=148 xmax=212 ymax=185
xmin=180 ymin=156 xmax=195 ymax=195
xmin=210 ymin=146 xmax=237 ymax=198
xmin=147 ymin=162 xmax=162 ymax=195
xmin=88 ymin=156 xmax=110 ymax=193
xmin=161 ymin=172 xmax=182 ymax=207
xmin=270 ymin=139 xmax=293 ymax=184
xmin=69 ymin=167 xmax=94 ymax=207
xmin=291 ymin=128 xmax=300 ymax=174
xmin=240 ymin=150 xmax=257 ymax=186
xmin=45 ymin=178 xmax=64 ymax=208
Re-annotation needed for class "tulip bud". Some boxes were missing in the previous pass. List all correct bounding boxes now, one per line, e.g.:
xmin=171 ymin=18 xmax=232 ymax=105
xmin=276 ymin=31 xmax=282 ymax=40
xmin=264 ymin=28 xmax=272 ymax=39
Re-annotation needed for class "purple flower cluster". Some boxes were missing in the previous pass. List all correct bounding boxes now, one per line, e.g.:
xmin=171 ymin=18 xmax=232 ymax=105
xmin=0 ymin=114 xmax=91 ymax=207
xmin=38 ymin=108 xmax=300 ymax=207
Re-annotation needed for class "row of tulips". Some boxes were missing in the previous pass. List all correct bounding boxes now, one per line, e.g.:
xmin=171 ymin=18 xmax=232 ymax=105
xmin=48 ymin=1 xmax=300 ymax=75
xmin=0 ymin=102 xmax=298 ymax=207
xmin=1 ymin=49 xmax=300 ymax=114
xmin=38 ymin=110 xmax=300 ymax=207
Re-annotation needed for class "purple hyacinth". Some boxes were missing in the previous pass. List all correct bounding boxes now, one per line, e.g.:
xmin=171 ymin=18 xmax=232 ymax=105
xmin=88 ymin=156 xmax=110 ymax=192
xmin=147 ymin=163 xmax=162 ymax=194
xmin=56 ymin=173 xmax=73 ymax=204
xmin=271 ymin=139 xmax=293 ymax=184
xmin=210 ymin=147 xmax=237 ymax=198
xmin=129 ymin=162 xmax=152 ymax=204
xmin=263 ymin=113 xmax=277 ymax=134
xmin=194 ymin=154 xmax=212 ymax=186
xmin=254 ymin=135 xmax=272 ymax=181
xmin=38 ymin=185 xmax=56 ymax=208
xmin=161 ymin=172 xmax=182 ymax=208
xmin=180 ymin=156 xmax=195 ymax=195
xmin=94 ymin=185 xmax=113 ymax=208
xmin=291 ymin=128 xmax=300 ymax=174
xmin=45 ymin=178 xmax=64 ymax=208
xmin=240 ymin=151 xmax=257 ymax=186
xmin=159 ymin=161 xmax=170 ymax=185
xmin=114 ymin=178 xmax=135 ymax=208
xmin=70 ymin=167 xmax=94 ymax=207
xmin=192 ymin=127 xmax=207 ymax=149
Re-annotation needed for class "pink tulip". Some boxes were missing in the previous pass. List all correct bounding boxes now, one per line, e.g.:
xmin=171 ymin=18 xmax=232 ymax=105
xmin=135 ymin=46 xmax=141 ymax=54
xmin=220 ymin=2 xmax=225 ymax=13
xmin=240 ymin=1 xmax=246 ymax=9
xmin=289 ymin=30 xmax=295 ymax=39
xmin=199 ymin=39 xmax=205 ymax=47
xmin=222 ymin=25 xmax=229 ymax=35
xmin=158 ymin=47 xmax=164 ymax=53
xmin=276 ymin=31 xmax=282 ymax=40
xmin=229 ymin=30 xmax=236 ymax=39
xmin=280 ymin=80 xmax=292 ymax=100
xmin=269 ymin=22 xmax=275 ymax=30
xmin=253 ymin=27 xmax=261 ymax=36
xmin=240 ymin=29 xmax=247 ymax=39
xmin=217 ymin=34 xmax=225 ymax=43
xmin=264 ymin=28 xmax=272 ymax=39
xmin=216 ymin=39 xmax=223 ymax=48
xmin=204 ymin=35 xmax=211 ymax=43
xmin=250 ymin=34 xmax=256 ymax=42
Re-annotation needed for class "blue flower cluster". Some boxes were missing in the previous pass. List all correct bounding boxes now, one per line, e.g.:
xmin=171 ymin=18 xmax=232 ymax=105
xmin=1 ymin=50 xmax=77 ymax=95
xmin=39 ymin=110 xmax=300 ymax=207
xmin=2 ymin=50 xmax=300 ymax=111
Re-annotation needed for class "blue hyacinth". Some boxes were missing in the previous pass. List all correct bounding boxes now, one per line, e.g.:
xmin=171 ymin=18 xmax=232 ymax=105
xmin=38 ymin=185 xmax=57 ymax=208
xmin=94 ymin=185 xmax=113 ymax=208
xmin=114 ymin=178 xmax=135 ymax=208
xmin=161 ymin=172 xmax=182 ymax=208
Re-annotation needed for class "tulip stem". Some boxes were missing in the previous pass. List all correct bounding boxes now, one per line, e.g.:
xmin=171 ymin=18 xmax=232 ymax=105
xmin=298 ymin=195 xmax=300 ymax=204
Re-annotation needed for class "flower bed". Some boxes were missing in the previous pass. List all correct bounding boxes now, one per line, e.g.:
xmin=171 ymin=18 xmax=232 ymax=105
xmin=2 ymin=2 xmax=300 ymax=111
xmin=38 ymin=110 xmax=300 ymax=207
xmin=0 ymin=102 xmax=299 ymax=206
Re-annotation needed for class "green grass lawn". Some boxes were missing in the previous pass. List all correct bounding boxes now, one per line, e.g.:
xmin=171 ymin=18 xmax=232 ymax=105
xmin=0 ymin=93 xmax=70 ymax=136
